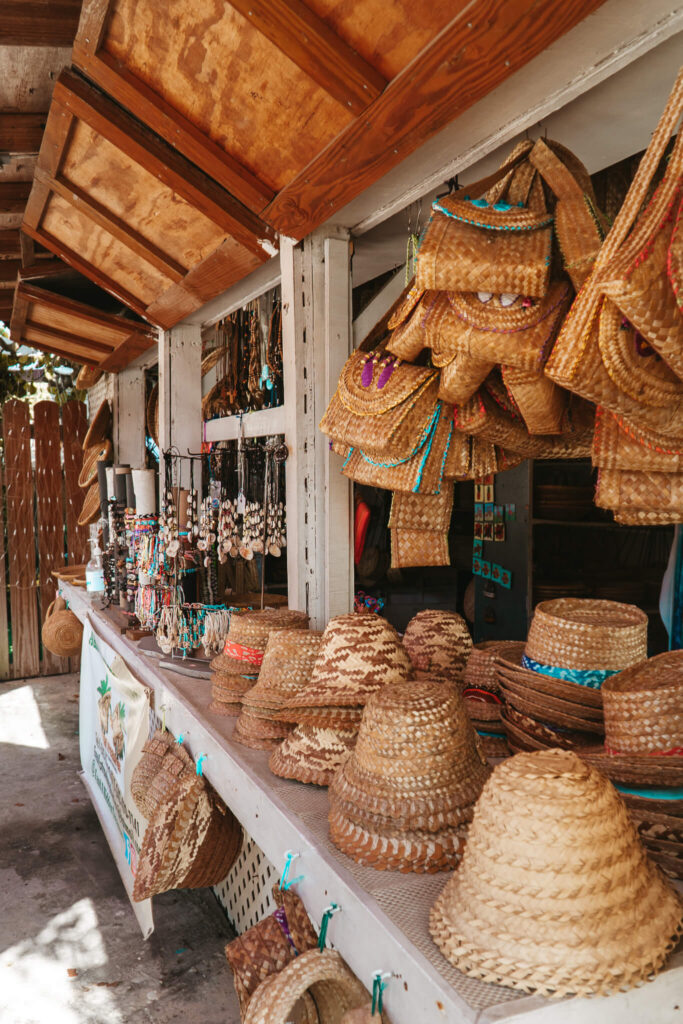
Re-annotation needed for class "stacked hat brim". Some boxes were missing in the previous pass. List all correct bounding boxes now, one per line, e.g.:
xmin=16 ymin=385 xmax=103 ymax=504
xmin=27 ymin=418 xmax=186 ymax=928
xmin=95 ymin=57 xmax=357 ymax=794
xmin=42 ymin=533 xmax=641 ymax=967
xmin=402 ymin=609 xmax=473 ymax=688
xmin=575 ymin=650 xmax=683 ymax=878
xmin=497 ymin=599 xmax=648 ymax=753
xmin=329 ymin=679 xmax=489 ymax=872
xmin=210 ymin=609 xmax=308 ymax=718
xmin=270 ymin=726 xmax=357 ymax=786
xmin=430 ymin=749 xmax=683 ymax=998
xmin=462 ymin=640 xmax=524 ymax=757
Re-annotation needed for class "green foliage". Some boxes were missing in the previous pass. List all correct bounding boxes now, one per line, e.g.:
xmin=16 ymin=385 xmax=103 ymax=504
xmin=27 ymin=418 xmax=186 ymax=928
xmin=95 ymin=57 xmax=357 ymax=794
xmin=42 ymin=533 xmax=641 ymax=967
xmin=0 ymin=320 xmax=84 ymax=405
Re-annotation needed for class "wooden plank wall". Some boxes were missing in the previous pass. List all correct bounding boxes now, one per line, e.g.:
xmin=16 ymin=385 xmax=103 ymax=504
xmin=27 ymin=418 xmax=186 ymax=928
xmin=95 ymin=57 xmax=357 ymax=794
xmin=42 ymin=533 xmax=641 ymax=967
xmin=0 ymin=398 xmax=88 ymax=680
xmin=3 ymin=400 xmax=40 ymax=679
xmin=34 ymin=400 xmax=70 ymax=675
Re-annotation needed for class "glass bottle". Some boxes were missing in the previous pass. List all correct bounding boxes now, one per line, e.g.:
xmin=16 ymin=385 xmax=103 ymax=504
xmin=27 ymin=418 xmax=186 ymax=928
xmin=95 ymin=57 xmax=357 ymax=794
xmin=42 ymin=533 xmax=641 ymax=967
xmin=86 ymin=523 xmax=105 ymax=593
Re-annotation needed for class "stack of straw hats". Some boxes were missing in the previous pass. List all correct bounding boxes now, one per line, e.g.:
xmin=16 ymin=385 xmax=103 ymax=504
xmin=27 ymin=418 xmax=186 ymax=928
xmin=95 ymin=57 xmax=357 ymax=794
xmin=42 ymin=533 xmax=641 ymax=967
xmin=462 ymin=640 xmax=524 ymax=757
xmin=430 ymin=748 xmax=683 ymax=997
xmin=402 ymin=610 xmax=472 ymax=686
xmin=329 ymin=679 xmax=489 ymax=872
xmin=270 ymin=613 xmax=413 ymax=785
xmin=233 ymin=629 xmax=322 ymax=752
xmin=210 ymin=608 xmax=308 ymax=717
xmin=496 ymin=598 xmax=648 ymax=751
xmin=578 ymin=650 xmax=683 ymax=878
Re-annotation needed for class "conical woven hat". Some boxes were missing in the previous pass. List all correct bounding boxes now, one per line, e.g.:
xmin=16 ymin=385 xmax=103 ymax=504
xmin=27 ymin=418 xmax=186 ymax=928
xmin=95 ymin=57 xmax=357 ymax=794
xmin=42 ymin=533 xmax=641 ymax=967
xmin=430 ymin=749 xmax=683 ymax=998
xmin=242 ymin=630 xmax=323 ymax=709
xmin=330 ymin=679 xmax=489 ymax=835
xmin=269 ymin=725 xmax=357 ymax=787
xmin=403 ymin=610 xmax=472 ymax=685
xmin=295 ymin=614 xmax=414 ymax=708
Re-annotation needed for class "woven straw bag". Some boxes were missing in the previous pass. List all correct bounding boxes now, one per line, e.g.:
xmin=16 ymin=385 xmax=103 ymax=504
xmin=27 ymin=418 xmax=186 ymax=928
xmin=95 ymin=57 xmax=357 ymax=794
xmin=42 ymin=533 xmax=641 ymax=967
xmin=500 ymin=365 xmax=566 ymax=435
xmin=437 ymin=350 xmax=495 ymax=406
xmin=592 ymin=407 xmax=683 ymax=472
xmin=547 ymin=69 xmax=683 ymax=410
xmin=243 ymin=948 xmax=369 ymax=1024
xmin=41 ymin=597 xmax=83 ymax=657
xmin=430 ymin=749 xmax=683 ymax=998
xmin=597 ymin=298 xmax=683 ymax=408
xmin=225 ymin=886 xmax=318 ymax=1018
xmin=596 ymin=467 xmax=683 ymax=514
xmin=386 ymin=289 xmax=442 ymax=361
xmin=416 ymin=148 xmax=553 ymax=297
xmin=390 ymin=528 xmax=450 ymax=568
xmin=388 ymin=484 xmax=453 ymax=531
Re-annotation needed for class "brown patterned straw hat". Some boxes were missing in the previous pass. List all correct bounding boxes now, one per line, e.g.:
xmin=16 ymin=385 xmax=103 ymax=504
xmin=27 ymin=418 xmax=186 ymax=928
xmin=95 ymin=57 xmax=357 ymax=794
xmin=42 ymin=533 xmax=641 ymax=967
xmin=269 ymin=726 xmax=357 ymax=786
xmin=294 ymin=614 xmax=414 ymax=709
xmin=241 ymin=630 xmax=323 ymax=712
xmin=329 ymin=679 xmax=489 ymax=872
xmin=463 ymin=640 xmax=525 ymax=694
xmin=210 ymin=608 xmax=309 ymax=676
xmin=243 ymin=948 xmax=369 ymax=1024
xmin=578 ymin=651 xmax=683 ymax=788
xmin=233 ymin=706 xmax=294 ymax=751
xmin=402 ymin=609 xmax=472 ymax=687
xmin=430 ymin=749 xmax=683 ymax=998
xmin=225 ymin=884 xmax=318 ymax=1018
xmin=524 ymin=598 xmax=648 ymax=681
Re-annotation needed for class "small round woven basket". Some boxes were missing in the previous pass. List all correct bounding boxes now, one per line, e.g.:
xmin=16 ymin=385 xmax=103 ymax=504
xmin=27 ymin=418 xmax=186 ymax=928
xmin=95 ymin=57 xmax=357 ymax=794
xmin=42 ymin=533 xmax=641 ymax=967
xmin=402 ymin=610 xmax=472 ymax=686
xmin=243 ymin=948 xmax=369 ymax=1024
xmin=525 ymin=598 xmax=648 ymax=673
xmin=429 ymin=748 xmax=683 ymax=998
xmin=41 ymin=597 xmax=83 ymax=657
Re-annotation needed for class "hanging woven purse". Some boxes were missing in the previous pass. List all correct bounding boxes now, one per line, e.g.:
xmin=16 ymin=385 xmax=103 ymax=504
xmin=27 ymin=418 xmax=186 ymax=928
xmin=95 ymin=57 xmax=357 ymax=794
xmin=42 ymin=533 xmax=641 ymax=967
xmin=320 ymin=349 xmax=439 ymax=458
xmin=592 ymin=407 xmax=683 ymax=473
xmin=385 ymin=284 xmax=434 ymax=361
xmin=389 ymin=483 xmax=454 ymax=568
xmin=500 ymin=365 xmax=567 ymax=435
xmin=41 ymin=597 xmax=83 ymax=658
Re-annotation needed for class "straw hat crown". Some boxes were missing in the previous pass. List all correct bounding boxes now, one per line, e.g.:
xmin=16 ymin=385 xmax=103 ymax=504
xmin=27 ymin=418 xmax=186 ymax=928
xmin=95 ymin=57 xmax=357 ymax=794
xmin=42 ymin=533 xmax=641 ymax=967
xmin=298 ymin=613 xmax=414 ymax=707
xmin=331 ymin=679 xmax=489 ymax=832
xmin=600 ymin=650 xmax=683 ymax=754
xmin=430 ymin=748 xmax=683 ymax=998
xmin=524 ymin=598 xmax=648 ymax=673
xmin=403 ymin=609 xmax=472 ymax=682
xmin=242 ymin=629 xmax=323 ymax=708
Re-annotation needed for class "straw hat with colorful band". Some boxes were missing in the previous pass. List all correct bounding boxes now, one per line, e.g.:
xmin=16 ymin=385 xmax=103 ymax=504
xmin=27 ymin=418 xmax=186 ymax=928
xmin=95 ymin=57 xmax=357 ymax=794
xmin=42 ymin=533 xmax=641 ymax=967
xmin=222 ymin=639 xmax=264 ymax=667
xmin=495 ymin=647 xmax=603 ymax=709
xmin=430 ymin=749 xmax=683 ymax=998
xmin=521 ymin=654 xmax=616 ymax=690
xmin=269 ymin=726 xmax=356 ymax=787
xmin=524 ymin=598 xmax=648 ymax=673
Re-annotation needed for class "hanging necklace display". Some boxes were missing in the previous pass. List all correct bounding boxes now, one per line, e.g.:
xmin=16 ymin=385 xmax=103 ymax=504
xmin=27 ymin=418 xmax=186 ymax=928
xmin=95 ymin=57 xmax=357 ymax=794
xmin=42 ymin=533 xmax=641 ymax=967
xmin=186 ymin=458 xmax=199 ymax=542
xmin=160 ymin=451 xmax=180 ymax=559
xmin=265 ymin=441 xmax=288 ymax=556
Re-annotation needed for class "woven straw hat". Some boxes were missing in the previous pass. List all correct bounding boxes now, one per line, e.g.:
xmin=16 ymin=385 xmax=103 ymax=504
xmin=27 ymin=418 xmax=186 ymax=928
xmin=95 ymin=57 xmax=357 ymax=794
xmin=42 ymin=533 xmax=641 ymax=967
xmin=78 ymin=438 xmax=113 ymax=489
xmin=77 ymin=483 xmax=101 ymax=526
xmin=295 ymin=614 xmax=414 ymax=709
xmin=524 ymin=598 xmax=648 ymax=677
xmin=269 ymin=725 xmax=357 ymax=786
xmin=82 ymin=400 xmax=112 ymax=449
xmin=241 ymin=630 xmax=323 ymax=712
xmin=244 ymin=948 xmax=369 ymax=1024
xmin=579 ymin=651 xmax=683 ymax=787
xmin=75 ymin=364 xmax=103 ymax=390
xmin=463 ymin=640 xmax=525 ymax=695
xmin=329 ymin=679 xmax=489 ymax=872
xmin=430 ymin=748 xmax=683 ymax=997
xmin=211 ymin=608 xmax=309 ymax=675
xmin=402 ymin=610 xmax=472 ymax=686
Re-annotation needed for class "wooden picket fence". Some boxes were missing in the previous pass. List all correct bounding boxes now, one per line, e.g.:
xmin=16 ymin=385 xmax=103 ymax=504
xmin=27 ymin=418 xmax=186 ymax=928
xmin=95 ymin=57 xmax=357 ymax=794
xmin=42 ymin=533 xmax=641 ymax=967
xmin=0 ymin=398 xmax=89 ymax=679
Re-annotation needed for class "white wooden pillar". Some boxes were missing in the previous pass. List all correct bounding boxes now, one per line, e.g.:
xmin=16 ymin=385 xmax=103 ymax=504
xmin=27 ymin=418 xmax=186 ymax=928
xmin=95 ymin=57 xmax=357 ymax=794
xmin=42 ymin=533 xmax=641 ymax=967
xmin=158 ymin=324 xmax=202 ymax=492
xmin=114 ymin=363 xmax=147 ymax=467
xmin=281 ymin=231 xmax=353 ymax=628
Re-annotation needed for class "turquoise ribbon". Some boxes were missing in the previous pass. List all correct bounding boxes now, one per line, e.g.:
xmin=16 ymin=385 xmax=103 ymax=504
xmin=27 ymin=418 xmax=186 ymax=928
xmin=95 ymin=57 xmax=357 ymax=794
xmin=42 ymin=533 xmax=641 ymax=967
xmin=615 ymin=784 xmax=683 ymax=800
xmin=522 ymin=654 xmax=618 ymax=690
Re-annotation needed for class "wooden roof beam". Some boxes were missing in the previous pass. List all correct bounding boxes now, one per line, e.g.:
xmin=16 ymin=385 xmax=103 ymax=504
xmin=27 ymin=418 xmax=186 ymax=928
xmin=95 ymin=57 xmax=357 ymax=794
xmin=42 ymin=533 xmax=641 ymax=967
xmin=0 ymin=113 xmax=48 ymax=153
xmin=0 ymin=230 xmax=21 ymax=258
xmin=0 ymin=181 xmax=31 ymax=214
xmin=53 ymin=68 xmax=276 ymax=258
xmin=16 ymin=281 xmax=157 ymax=339
xmin=16 ymin=336 xmax=105 ymax=364
xmin=264 ymin=0 xmax=610 ymax=238
xmin=0 ymin=260 xmax=21 ymax=285
xmin=0 ymin=1 xmax=82 ymax=46
xmin=224 ymin=0 xmax=386 ymax=115
xmin=24 ymin=320 xmax=115 ymax=355
xmin=35 ymin=168 xmax=187 ymax=283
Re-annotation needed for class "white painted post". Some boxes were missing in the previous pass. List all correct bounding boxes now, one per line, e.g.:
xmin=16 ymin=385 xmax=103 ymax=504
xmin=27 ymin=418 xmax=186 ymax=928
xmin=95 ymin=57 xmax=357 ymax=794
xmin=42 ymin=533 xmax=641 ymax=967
xmin=114 ymin=364 xmax=147 ymax=467
xmin=158 ymin=324 xmax=202 ymax=493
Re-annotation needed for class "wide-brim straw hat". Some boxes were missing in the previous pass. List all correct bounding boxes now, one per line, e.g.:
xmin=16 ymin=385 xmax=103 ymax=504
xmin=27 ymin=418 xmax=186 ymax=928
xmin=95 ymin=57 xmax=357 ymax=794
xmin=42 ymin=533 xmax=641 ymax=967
xmin=501 ymin=706 xmax=598 ymax=754
xmin=329 ymin=804 xmax=468 ymax=873
xmin=496 ymin=647 xmax=603 ymax=709
xmin=402 ymin=609 xmax=472 ymax=685
xmin=295 ymin=614 xmax=414 ymax=708
xmin=577 ymin=651 xmax=683 ymax=787
xmin=269 ymin=726 xmax=357 ymax=787
xmin=241 ymin=630 xmax=323 ymax=710
xmin=430 ymin=749 xmax=683 ymax=998
xmin=330 ymin=679 xmax=489 ymax=838
xmin=78 ymin=438 xmax=113 ymax=488
xmin=463 ymin=640 xmax=525 ymax=694
xmin=82 ymin=400 xmax=112 ymax=449
xmin=524 ymin=598 xmax=648 ymax=678
xmin=77 ymin=483 xmax=101 ymax=526
xmin=499 ymin=677 xmax=604 ymax=736
xmin=243 ymin=948 xmax=369 ymax=1024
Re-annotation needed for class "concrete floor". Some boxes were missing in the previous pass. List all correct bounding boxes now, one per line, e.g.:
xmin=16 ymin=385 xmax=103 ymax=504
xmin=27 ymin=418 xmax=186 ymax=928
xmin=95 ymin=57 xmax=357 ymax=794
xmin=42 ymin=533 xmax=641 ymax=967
xmin=0 ymin=673 xmax=242 ymax=1024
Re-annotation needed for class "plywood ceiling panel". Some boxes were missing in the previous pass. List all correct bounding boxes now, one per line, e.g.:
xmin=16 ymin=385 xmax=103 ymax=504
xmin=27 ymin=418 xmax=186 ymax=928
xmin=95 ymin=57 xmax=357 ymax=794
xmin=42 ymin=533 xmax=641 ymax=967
xmin=63 ymin=120 xmax=227 ymax=268
xmin=307 ymin=0 xmax=459 ymax=80
xmin=104 ymin=0 xmax=353 ymax=191
xmin=42 ymin=193 xmax=172 ymax=304
xmin=28 ymin=303 xmax=128 ymax=346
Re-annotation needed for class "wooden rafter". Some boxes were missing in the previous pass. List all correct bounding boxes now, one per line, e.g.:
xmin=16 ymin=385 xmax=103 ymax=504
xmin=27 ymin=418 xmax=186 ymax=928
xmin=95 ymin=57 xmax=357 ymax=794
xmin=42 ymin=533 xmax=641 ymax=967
xmin=0 ymin=230 xmax=21 ymax=258
xmin=0 ymin=114 xmax=48 ymax=153
xmin=24 ymin=321 xmax=115 ymax=355
xmin=0 ymin=260 xmax=21 ymax=285
xmin=53 ymin=69 xmax=275 ymax=255
xmin=0 ymin=0 xmax=82 ymax=46
xmin=35 ymin=167 xmax=187 ymax=283
xmin=0 ymin=182 xmax=31 ymax=213
xmin=264 ymin=0 xmax=611 ymax=237
xmin=224 ymin=0 xmax=386 ymax=114
xmin=16 ymin=282 xmax=156 ymax=339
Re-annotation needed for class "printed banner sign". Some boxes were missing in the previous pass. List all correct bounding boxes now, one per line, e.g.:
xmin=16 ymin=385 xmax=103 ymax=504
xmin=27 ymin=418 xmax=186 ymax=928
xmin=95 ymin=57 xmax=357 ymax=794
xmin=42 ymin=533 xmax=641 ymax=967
xmin=79 ymin=617 xmax=154 ymax=937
